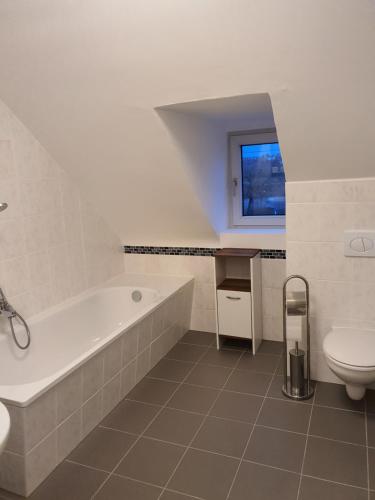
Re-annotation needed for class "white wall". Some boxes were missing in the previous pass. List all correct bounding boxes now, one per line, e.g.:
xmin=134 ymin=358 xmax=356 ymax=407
xmin=0 ymin=100 xmax=124 ymax=324
xmin=125 ymin=252 xmax=286 ymax=337
xmin=156 ymin=109 xmax=227 ymax=234
xmin=0 ymin=1 xmax=374 ymax=245
xmin=286 ymin=178 xmax=375 ymax=383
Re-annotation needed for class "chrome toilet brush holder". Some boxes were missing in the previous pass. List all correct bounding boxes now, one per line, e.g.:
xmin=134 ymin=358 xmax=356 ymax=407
xmin=282 ymin=275 xmax=314 ymax=401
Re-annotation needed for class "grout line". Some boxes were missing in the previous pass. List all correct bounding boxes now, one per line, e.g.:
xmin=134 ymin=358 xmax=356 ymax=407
xmin=65 ymin=459 xmax=110 ymax=475
xmin=128 ymin=376 xmax=368 ymax=416
xmin=296 ymin=382 xmax=316 ymax=500
xmin=307 ymin=433 xmax=367 ymax=449
xmin=89 ymin=342 xmax=212 ymax=499
xmin=242 ymin=458 xmax=300 ymax=476
xmin=156 ymin=349 xmax=248 ymax=500
xmin=111 ymin=472 xmax=166 ymax=491
xmin=163 ymin=487 xmax=206 ymax=500
xmin=224 ymin=352 xmax=278 ymax=500
xmin=99 ymin=413 xmax=368 ymax=449
xmin=301 ymin=473 xmax=370 ymax=492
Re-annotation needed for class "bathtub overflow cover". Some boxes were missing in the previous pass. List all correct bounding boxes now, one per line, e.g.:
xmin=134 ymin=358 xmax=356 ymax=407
xmin=132 ymin=290 xmax=142 ymax=302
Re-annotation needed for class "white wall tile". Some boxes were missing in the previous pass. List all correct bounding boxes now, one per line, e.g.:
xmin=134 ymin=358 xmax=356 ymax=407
xmin=56 ymin=369 xmax=83 ymax=424
xmin=120 ymin=360 xmax=136 ymax=398
xmin=136 ymin=347 xmax=151 ymax=383
xmin=82 ymin=353 xmax=104 ymax=401
xmin=81 ymin=391 xmax=102 ymax=438
xmin=103 ymin=338 xmax=122 ymax=383
xmin=102 ymin=374 xmax=121 ymax=417
xmin=0 ymin=101 xmax=124 ymax=325
xmin=25 ymin=432 xmax=57 ymax=495
xmin=56 ymin=409 xmax=82 ymax=462
xmin=286 ymin=178 xmax=375 ymax=384
xmin=122 ymin=325 xmax=138 ymax=366
xmin=24 ymin=390 xmax=57 ymax=452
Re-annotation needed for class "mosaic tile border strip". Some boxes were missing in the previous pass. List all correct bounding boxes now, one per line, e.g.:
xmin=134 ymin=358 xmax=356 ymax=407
xmin=123 ymin=246 xmax=219 ymax=256
xmin=123 ymin=246 xmax=286 ymax=259
xmin=260 ymin=249 xmax=286 ymax=259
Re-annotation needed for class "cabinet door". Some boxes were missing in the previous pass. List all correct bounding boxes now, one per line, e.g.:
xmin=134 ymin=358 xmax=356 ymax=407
xmin=217 ymin=290 xmax=252 ymax=339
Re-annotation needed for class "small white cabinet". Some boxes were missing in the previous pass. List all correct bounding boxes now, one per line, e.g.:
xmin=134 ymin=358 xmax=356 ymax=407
xmin=214 ymin=248 xmax=263 ymax=354
xmin=217 ymin=289 xmax=252 ymax=338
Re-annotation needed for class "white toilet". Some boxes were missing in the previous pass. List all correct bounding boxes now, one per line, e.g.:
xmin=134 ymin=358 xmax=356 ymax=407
xmin=323 ymin=326 xmax=375 ymax=400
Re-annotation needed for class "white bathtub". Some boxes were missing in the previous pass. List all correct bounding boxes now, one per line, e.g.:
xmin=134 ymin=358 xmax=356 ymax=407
xmin=0 ymin=274 xmax=192 ymax=406
xmin=0 ymin=273 xmax=194 ymax=496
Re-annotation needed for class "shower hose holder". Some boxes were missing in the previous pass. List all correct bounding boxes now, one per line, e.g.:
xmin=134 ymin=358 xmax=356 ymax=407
xmin=282 ymin=275 xmax=314 ymax=401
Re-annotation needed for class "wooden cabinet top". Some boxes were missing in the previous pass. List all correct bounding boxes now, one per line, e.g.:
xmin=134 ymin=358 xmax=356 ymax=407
xmin=213 ymin=248 xmax=260 ymax=258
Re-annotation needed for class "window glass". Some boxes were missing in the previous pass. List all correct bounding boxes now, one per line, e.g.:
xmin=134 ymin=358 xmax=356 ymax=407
xmin=240 ymin=142 xmax=285 ymax=217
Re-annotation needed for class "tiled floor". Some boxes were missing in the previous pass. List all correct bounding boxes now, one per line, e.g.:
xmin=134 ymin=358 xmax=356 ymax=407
xmin=1 ymin=331 xmax=375 ymax=500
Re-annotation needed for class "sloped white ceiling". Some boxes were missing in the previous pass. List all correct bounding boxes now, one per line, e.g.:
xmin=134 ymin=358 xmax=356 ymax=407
xmin=0 ymin=0 xmax=374 ymax=245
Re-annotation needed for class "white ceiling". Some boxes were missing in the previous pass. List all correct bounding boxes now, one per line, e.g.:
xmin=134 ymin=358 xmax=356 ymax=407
xmin=0 ymin=0 xmax=374 ymax=244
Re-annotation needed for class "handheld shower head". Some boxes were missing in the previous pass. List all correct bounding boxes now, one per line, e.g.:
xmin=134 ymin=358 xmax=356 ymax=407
xmin=0 ymin=203 xmax=8 ymax=212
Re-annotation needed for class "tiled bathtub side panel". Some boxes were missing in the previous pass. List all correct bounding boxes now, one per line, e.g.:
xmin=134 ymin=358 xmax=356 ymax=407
xmin=0 ymin=285 xmax=193 ymax=496
xmin=125 ymin=253 xmax=216 ymax=332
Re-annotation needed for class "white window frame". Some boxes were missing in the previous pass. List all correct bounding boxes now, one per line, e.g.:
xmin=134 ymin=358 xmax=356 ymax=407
xmin=229 ymin=131 xmax=286 ymax=227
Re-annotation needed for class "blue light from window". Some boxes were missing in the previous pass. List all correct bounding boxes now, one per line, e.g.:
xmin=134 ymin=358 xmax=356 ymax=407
xmin=241 ymin=142 xmax=285 ymax=217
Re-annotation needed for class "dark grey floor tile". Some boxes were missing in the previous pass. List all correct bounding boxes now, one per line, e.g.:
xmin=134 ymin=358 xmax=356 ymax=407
xmin=367 ymin=389 xmax=375 ymax=413
xmin=192 ymin=416 xmax=252 ymax=457
xmin=115 ymin=437 xmax=185 ymax=487
xmin=221 ymin=337 xmax=251 ymax=351
xmin=299 ymin=476 xmax=368 ymax=500
xmin=237 ymin=353 xmax=280 ymax=374
xmin=167 ymin=384 xmax=219 ymax=414
xmin=166 ymin=343 xmax=207 ymax=362
xmin=303 ymin=436 xmax=367 ymax=488
xmin=94 ymin=475 xmax=161 ymax=499
xmin=101 ymin=399 xmax=160 ymax=434
xmin=28 ymin=461 xmax=108 ymax=500
xmin=257 ymin=340 xmax=283 ymax=355
xmin=68 ymin=427 xmax=136 ymax=471
xmin=309 ymin=405 xmax=366 ymax=445
xmin=370 ymin=447 xmax=375 ymax=490
xmin=144 ymin=408 xmax=204 ymax=445
xmin=225 ymin=370 xmax=272 ymax=396
xmin=372 ymin=491 xmax=375 ymax=500
xmin=276 ymin=357 xmax=284 ymax=375
xmin=228 ymin=461 xmax=299 ymax=500
xmin=127 ymin=378 xmax=178 ymax=405
xmin=148 ymin=359 xmax=194 ymax=382
xmin=368 ymin=413 xmax=375 ymax=447
xmin=199 ymin=347 xmax=243 ymax=368
xmin=315 ymin=381 xmax=365 ymax=412
xmin=267 ymin=376 xmax=313 ymax=404
xmin=169 ymin=448 xmax=239 ymax=500
xmin=161 ymin=491 xmax=197 ymax=500
xmin=0 ymin=489 xmax=23 ymax=500
xmin=179 ymin=330 xmax=216 ymax=346
xmin=210 ymin=391 xmax=263 ymax=423
xmin=258 ymin=398 xmax=311 ymax=433
xmin=244 ymin=425 xmax=306 ymax=473
xmin=185 ymin=363 xmax=232 ymax=389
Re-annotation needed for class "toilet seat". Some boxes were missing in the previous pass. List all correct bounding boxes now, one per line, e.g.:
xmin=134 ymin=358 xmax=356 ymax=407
xmin=323 ymin=327 xmax=375 ymax=369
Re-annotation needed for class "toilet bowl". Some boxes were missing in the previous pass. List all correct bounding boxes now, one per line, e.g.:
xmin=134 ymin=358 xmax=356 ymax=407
xmin=323 ymin=326 xmax=375 ymax=400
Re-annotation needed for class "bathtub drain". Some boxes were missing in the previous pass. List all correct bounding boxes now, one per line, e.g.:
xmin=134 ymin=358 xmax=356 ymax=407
xmin=132 ymin=290 xmax=142 ymax=302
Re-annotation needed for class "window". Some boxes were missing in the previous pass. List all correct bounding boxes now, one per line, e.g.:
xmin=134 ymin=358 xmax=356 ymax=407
xmin=230 ymin=131 xmax=286 ymax=226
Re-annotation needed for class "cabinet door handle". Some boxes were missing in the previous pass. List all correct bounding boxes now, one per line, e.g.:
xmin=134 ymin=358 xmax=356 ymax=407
xmin=226 ymin=296 xmax=241 ymax=300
